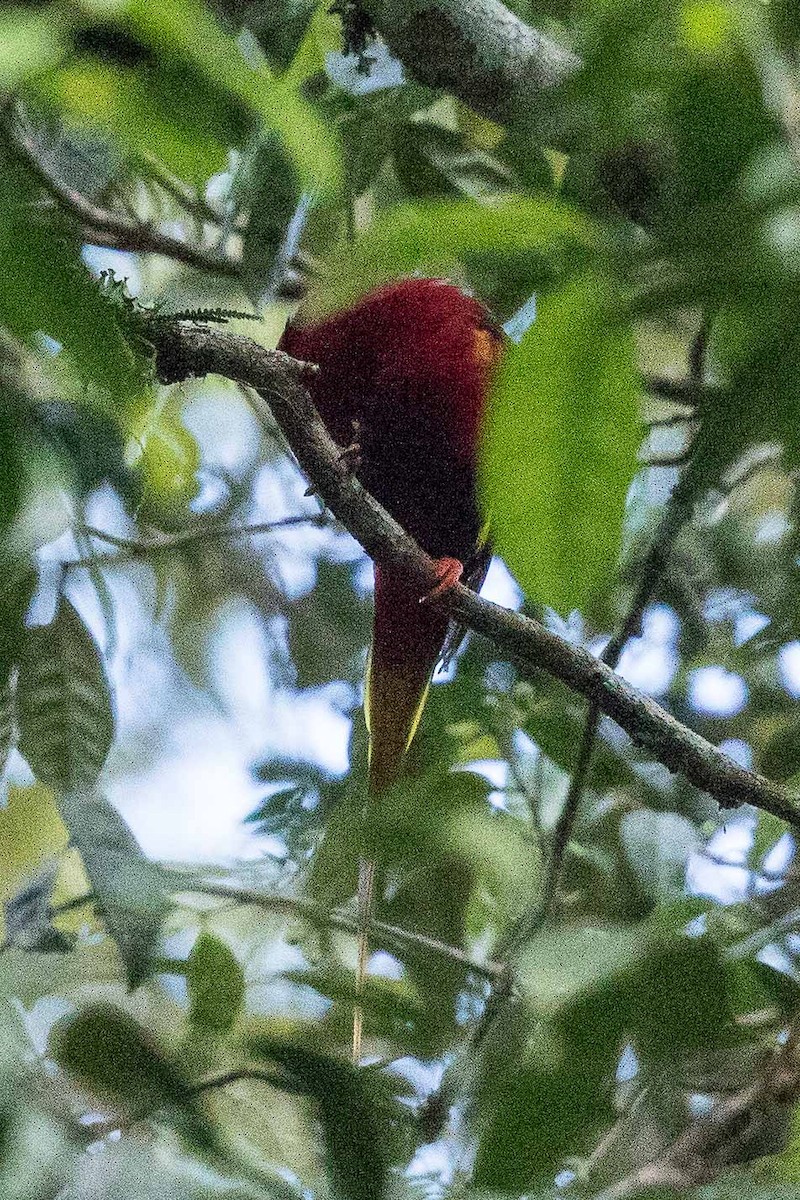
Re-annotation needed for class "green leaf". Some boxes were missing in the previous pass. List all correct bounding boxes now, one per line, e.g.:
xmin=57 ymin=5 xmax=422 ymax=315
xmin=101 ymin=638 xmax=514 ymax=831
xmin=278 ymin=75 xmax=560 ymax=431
xmin=285 ymin=963 xmax=439 ymax=1056
xmin=51 ymin=1002 xmax=194 ymax=1115
xmin=17 ymin=597 xmax=114 ymax=793
xmin=249 ymin=1035 xmax=394 ymax=1200
xmin=58 ymin=789 xmax=170 ymax=987
xmin=286 ymin=558 xmax=370 ymax=689
xmin=629 ymin=936 xmax=733 ymax=1061
xmin=306 ymin=195 xmax=600 ymax=319
xmin=516 ymin=923 xmax=653 ymax=1015
xmin=4 ymin=862 xmax=73 ymax=953
xmin=480 ymin=270 xmax=641 ymax=614
xmin=393 ymin=121 xmax=514 ymax=200
xmin=0 ymin=11 xmax=64 ymax=89
xmin=474 ymin=1059 xmax=615 ymax=1190
xmin=0 ymin=145 xmax=140 ymax=397
xmin=125 ymin=0 xmax=341 ymax=194
xmin=187 ymin=932 xmax=246 ymax=1032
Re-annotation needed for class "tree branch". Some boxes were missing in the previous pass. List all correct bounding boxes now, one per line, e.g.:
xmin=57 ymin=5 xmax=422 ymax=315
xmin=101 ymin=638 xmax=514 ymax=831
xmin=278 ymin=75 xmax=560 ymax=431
xmin=4 ymin=115 xmax=241 ymax=279
xmin=359 ymin=0 xmax=579 ymax=124
xmin=181 ymin=879 xmax=502 ymax=981
xmin=146 ymin=319 xmax=800 ymax=829
xmin=590 ymin=1018 xmax=800 ymax=1198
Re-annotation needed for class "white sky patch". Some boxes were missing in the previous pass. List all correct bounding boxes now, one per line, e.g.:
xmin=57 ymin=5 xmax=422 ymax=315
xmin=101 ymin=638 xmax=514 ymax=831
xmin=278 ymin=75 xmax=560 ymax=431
xmin=482 ymin=557 xmax=523 ymax=609
xmin=81 ymin=245 xmax=140 ymax=292
xmin=688 ymin=666 xmax=749 ymax=717
xmin=734 ymin=610 xmax=770 ymax=646
xmin=688 ymin=815 xmax=756 ymax=904
xmin=718 ymin=738 xmax=753 ymax=770
xmin=464 ymin=758 xmax=509 ymax=808
xmin=108 ymin=721 xmax=271 ymax=861
xmin=779 ymin=642 xmax=800 ymax=697
xmin=182 ymin=386 xmax=263 ymax=477
xmin=763 ymin=832 xmax=795 ymax=876
xmin=616 ymin=604 xmax=679 ymax=695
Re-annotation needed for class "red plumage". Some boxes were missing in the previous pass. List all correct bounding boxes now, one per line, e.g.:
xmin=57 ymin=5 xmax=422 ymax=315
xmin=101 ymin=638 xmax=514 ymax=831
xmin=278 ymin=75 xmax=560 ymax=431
xmin=279 ymin=277 xmax=501 ymax=778
xmin=278 ymin=277 xmax=503 ymax=1058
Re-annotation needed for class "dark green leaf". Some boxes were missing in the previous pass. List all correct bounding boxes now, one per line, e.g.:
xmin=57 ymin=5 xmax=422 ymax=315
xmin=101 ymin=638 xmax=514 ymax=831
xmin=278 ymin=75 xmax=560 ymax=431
xmin=187 ymin=932 xmax=246 ymax=1032
xmin=0 ymin=143 xmax=141 ymax=397
xmin=393 ymin=121 xmax=514 ymax=200
xmin=286 ymin=558 xmax=370 ymax=689
xmin=249 ymin=1035 xmax=396 ymax=1200
xmin=58 ymin=789 xmax=170 ymax=988
xmin=630 ymin=936 xmax=733 ymax=1061
xmin=51 ymin=1002 xmax=194 ymax=1115
xmin=17 ymin=596 xmax=114 ymax=793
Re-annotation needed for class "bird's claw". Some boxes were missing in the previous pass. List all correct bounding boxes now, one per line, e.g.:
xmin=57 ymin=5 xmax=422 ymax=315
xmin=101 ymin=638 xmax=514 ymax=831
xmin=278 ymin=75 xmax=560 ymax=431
xmin=337 ymin=440 xmax=363 ymax=475
xmin=419 ymin=556 xmax=464 ymax=604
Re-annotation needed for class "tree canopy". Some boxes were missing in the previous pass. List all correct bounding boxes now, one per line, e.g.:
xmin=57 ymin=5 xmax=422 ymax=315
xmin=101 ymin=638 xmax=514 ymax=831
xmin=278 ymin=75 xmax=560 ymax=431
xmin=3 ymin=2 xmax=800 ymax=1198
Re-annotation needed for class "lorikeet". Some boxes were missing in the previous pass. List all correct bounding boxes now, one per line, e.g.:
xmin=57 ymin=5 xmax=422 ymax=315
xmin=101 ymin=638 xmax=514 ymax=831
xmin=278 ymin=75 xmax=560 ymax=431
xmin=278 ymin=278 xmax=504 ymax=1059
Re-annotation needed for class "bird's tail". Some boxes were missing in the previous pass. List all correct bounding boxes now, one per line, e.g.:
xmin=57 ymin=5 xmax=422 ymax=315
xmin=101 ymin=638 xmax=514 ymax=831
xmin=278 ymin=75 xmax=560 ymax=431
xmin=352 ymin=570 xmax=448 ymax=1063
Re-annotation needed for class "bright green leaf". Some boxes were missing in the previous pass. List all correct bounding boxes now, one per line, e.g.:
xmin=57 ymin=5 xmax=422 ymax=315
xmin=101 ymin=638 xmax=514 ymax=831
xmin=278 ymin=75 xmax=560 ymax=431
xmin=187 ymin=932 xmax=246 ymax=1032
xmin=480 ymin=270 xmax=641 ymax=613
xmin=0 ymin=11 xmax=64 ymax=89
xmin=126 ymin=0 xmax=341 ymax=194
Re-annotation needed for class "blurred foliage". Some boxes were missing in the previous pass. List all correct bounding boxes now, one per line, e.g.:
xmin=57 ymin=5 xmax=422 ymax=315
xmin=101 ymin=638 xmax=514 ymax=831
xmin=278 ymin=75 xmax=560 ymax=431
xmin=2 ymin=1 xmax=800 ymax=1200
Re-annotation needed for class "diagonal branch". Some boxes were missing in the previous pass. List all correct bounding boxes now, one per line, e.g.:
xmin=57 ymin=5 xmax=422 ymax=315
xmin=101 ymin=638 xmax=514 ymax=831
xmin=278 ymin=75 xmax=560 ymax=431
xmin=147 ymin=319 xmax=800 ymax=829
xmin=182 ymin=879 xmax=502 ymax=981
xmin=590 ymin=1016 xmax=800 ymax=1198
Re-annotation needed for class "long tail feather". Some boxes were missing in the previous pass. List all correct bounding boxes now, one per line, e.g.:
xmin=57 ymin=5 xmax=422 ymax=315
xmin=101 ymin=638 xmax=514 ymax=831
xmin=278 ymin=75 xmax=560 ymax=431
xmin=353 ymin=856 xmax=375 ymax=1064
xmin=352 ymin=568 xmax=448 ymax=1063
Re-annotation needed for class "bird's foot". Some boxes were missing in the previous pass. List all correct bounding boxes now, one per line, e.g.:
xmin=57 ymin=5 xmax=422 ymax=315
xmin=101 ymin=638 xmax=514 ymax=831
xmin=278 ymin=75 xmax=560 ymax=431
xmin=337 ymin=439 xmax=363 ymax=475
xmin=419 ymin=556 xmax=464 ymax=605
xmin=306 ymin=422 xmax=362 ymax=496
xmin=337 ymin=418 xmax=363 ymax=475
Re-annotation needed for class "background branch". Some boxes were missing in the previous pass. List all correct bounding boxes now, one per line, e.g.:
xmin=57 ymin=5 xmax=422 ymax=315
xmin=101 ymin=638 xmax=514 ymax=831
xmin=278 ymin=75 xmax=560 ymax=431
xmin=591 ymin=1018 xmax=800 ymax=1198
xmin=4 ymin=113 xmax=242 ymax=279
xmin=182 ymin=879 xmax=502 ymax=980
xmin=359 ymin=0 xmax=579 ymax=124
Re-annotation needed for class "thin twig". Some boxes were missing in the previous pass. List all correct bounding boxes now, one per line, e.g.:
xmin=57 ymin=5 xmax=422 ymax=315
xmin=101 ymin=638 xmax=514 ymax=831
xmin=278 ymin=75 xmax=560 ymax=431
xmin=180 ymin=880 xmax=502 ymax=981
xmin=66 ymin=514 xmax=330 ymax=570
xmin=4 ymin=114 xmax=241 ymax=279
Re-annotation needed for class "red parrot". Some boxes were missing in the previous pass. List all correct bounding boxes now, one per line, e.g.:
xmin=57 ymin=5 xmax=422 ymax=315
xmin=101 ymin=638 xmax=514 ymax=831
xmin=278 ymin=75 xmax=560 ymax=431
xmin=277 ymin=277 xmax=504 ymax=1059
